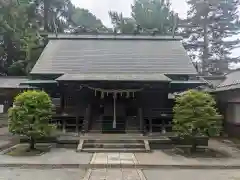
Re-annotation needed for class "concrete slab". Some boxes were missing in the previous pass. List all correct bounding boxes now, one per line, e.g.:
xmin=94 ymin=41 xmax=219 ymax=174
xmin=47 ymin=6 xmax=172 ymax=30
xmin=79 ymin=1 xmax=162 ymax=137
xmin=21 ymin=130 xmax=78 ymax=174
xmin=0 ymin=168 xmax=86 ymax=180
xmin=91 ymin=153 xmax=137 ymax=165
xmin=86 ymin=169 xmax=146 ymax=180
xmin=108 ymin=153 xmax=120 ymax=164
xmin=89 ymin=169 xmax=107 ymax=180
xmin=105 ymin=169 xmax=122 ymax=180
xmin=92 ymin=153 xmax=108 ymax=164
xmin=0 ymin=148 xmax=93 ymax=165
xmin=122 ymin=169 xmax=141 ymax=180
xmin=143 ymin=169 xmax=240 ymax=180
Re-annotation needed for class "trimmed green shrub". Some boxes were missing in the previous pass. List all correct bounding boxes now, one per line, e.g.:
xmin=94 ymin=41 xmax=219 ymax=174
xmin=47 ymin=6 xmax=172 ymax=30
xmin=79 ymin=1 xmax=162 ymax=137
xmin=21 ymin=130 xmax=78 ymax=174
xmin=8 ymin=90 xmax=55 ymax=150
xmin=173 ymin=90 xmax=222 ymax=152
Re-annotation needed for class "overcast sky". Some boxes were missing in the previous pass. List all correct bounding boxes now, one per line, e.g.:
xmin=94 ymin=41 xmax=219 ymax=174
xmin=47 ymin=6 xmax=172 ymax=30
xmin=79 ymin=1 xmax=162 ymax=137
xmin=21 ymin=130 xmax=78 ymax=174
xmin=72 ymin=0 xmax=189 ymax=27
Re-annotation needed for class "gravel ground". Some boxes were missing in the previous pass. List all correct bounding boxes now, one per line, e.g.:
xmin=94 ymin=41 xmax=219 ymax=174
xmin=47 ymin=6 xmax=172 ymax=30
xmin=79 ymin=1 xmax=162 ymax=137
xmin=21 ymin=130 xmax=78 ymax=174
xmin=0 ymin=168 xmax=86 ymax=180
xmin=143 ymin=169 xmax=240 ymax=180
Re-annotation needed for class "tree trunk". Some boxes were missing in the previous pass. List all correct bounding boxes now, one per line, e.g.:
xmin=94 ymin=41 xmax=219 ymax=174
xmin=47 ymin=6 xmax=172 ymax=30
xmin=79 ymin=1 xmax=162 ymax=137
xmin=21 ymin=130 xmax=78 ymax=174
xmin=44 ymin=0 xmax=50 ymax=32
xmin=190 ymin=138 xmax=197 ymax=153
xmin=29 ymin=137 xmax=35 ymax=150
xmin=202 ymin=14 xmax=209 ymax=75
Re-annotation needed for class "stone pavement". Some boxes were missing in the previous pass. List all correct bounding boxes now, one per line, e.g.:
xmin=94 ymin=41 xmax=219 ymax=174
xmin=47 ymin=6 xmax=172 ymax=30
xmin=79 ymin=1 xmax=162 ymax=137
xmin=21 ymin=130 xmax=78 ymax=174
xmin=0 ymin=168 xmax=86 ymax=180
xmin=0 ymin=127 xmax=9 ymax=136
xmin=133 ymin=139 xmax=240 ymax=167
xmin=83 ymin=153 xmax=146 ymax=180
xmin=90 ymin=153 xmax=138 ymax=165
xmin=1 ymin=145 xmax=240 ymax=167
xmin=1 ymin=168 xmax=240 ymax=180
xmin=0 ymin=147 xmax=93 ymax=165
xmin=143 ymin=169 xmax=240 ymax=180
xmin=135 ymin=150 xmax=240 ymax=167
xmin=1 ymin=137 xmax=240 ymax=179
xmin=84 ymin=168 xmax=146 ymax=180
xmin=0 ymin=140 xmax=11 ymax=148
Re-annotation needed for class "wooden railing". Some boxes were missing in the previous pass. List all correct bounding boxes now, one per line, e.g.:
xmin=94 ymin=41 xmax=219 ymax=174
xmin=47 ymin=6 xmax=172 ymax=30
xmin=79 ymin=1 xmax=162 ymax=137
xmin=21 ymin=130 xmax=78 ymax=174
xmin=144 ymin=108 xmax=173 ymax=118
xmin=143 ymin=108 xmax=173 ymax=133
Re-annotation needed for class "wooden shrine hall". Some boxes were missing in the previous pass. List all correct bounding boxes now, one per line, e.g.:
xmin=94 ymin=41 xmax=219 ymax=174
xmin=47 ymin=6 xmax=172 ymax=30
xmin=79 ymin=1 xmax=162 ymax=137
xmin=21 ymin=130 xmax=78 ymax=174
xmin=24 ymin=34 xmax=204 ymax=135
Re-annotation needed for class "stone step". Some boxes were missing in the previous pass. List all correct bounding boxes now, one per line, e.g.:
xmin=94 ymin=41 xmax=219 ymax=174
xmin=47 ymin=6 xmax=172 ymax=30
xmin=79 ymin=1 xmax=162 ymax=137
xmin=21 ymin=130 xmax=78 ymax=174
xmin=85 ymin=139 xmax=143 ymax=144
xmin=84 ymin=142 xmax=145 ymax=149
xmin=80 ymin=139 xmax=150 ymax=152
xmin=81 ymin=148 xmax=147 ymax=153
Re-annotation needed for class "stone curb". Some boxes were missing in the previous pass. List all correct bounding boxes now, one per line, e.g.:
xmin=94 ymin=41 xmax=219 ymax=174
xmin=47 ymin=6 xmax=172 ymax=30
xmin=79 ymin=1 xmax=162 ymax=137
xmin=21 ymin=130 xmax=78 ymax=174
xmin=0 ymin=164 xmax=240 ymax=169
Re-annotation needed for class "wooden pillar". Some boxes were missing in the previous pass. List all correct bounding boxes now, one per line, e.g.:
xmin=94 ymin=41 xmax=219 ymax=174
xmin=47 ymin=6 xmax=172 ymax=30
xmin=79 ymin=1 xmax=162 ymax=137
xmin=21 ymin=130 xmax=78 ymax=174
xmin=62 ymin=119 xmax=66 ymax=133
xmin=113 ymin=93 xmax=116 ymax=129
xmin=139 ymin=108 xmax=144 ymax=133
xmin=84 ymin=104 xmax=91 ymax=132
xmin=76 ymin=116 xmax=79 ymax=134
xmin=60 ymin=86 xmax=65 ymax=114
xmin=149 ymin=118 xmax=153 ymax=134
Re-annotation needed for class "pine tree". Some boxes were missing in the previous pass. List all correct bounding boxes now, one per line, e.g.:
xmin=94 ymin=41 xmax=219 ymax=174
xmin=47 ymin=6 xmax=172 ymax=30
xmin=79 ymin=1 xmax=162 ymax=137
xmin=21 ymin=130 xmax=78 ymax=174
xmin=109 ymin=11 xmax=135 ymax=33
xmin=109 ymin=0 xmax=178 ymax=34
xmin=132 ymin=0 xmax=177 ymax=34
xmin=182 ymin=0 xmax=240 ymax=75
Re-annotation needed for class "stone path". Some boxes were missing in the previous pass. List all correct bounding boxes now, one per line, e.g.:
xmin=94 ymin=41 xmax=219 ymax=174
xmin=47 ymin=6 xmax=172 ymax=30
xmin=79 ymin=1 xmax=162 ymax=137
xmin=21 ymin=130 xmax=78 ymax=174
xmin=90 ymin=153 xmax=138 ymax=165
xmin=82 ymin=153 xmax=146 ymax=180
xmin=85 ymin=168 xmax=146 ymax=180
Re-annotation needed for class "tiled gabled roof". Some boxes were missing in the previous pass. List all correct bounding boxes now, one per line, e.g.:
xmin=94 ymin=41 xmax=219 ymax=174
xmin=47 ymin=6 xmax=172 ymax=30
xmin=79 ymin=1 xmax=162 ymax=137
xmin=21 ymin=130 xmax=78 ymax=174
xmin=31 ymin=34 xmax=197 ymax=80
xmin=0 ymin=77 xmax=29 ymax=88
xmin=215 ymin=70 xmax=240 ymax=92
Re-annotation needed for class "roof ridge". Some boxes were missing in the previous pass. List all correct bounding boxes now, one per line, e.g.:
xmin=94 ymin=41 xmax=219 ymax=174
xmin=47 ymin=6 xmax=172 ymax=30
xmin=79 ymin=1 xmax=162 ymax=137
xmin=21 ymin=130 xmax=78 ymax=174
xmin=48 ymin=34 xmax=183 ymax=41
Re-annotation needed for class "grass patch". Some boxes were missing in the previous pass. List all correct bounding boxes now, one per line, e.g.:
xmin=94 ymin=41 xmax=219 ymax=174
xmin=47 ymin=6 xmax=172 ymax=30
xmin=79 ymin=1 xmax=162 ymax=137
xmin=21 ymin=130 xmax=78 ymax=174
xmin=6 ymin=144 xmax=51 ymax=156
xmin=163 ymin=146 xmax=230 ymax=158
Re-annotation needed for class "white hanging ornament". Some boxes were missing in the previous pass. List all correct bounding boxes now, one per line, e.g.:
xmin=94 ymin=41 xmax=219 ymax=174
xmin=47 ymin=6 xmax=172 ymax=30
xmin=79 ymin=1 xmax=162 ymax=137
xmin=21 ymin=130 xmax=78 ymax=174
xmin=127 ymin=92 xmax=130 ymax=98
xmin=101 ymin=91 xmax=104 ymax=99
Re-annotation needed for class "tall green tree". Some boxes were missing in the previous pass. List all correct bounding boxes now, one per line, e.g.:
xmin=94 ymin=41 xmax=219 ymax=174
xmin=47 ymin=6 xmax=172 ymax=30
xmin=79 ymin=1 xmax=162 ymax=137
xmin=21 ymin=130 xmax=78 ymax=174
xmin=71 ymin=8 xmax=105 ymax=29
xmin=27 ymin=0 xmax=74 ymax=33
xmin=109 ymin=0 xmax=178 ymax=34
xmin=0 ymin=0 xmax=107 ymax=75
xmin=109 ymin=11 xmax=135 ymax=33
xmin=0 ymin=0 xmax=43 ymax=75
xmin=182 ymin=0 xmax=240 ymax=75
xmin=132 ymin=0 xmax=177 ymax=34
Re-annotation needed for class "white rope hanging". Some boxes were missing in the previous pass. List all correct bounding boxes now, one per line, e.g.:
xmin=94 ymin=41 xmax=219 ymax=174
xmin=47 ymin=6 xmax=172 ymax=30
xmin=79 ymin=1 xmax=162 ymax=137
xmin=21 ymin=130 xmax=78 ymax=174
xmin=84 ymin=85 xmax=143 ymax=97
